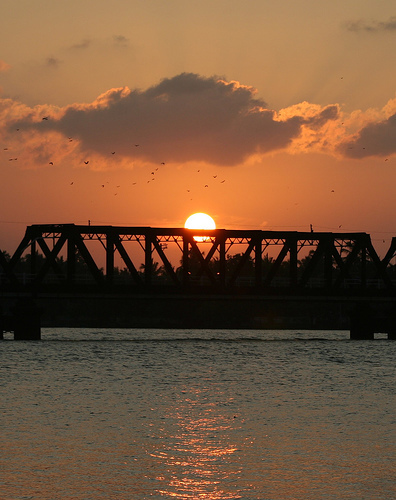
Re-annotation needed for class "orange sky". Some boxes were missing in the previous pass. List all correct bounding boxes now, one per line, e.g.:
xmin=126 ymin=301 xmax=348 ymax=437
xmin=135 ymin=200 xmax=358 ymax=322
xmin=1 ymin=1 xmax=395 ymax=255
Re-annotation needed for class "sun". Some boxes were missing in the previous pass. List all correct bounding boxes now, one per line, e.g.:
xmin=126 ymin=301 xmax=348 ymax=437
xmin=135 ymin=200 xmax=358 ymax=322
xmin=184 ymin=213 xmax=216 ymax=241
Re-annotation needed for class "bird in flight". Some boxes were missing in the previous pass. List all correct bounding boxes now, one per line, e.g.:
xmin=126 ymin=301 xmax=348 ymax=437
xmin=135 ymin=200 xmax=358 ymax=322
xmin=84 ymin=160 xmax=89 ymax=164
xmin=42 ymin=116 xmax=49 ymax=120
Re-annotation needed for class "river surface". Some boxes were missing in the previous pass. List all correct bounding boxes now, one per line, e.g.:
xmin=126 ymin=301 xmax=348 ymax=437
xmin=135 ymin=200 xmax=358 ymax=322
xmin=1 ymin=329 xmax=395 ymax=499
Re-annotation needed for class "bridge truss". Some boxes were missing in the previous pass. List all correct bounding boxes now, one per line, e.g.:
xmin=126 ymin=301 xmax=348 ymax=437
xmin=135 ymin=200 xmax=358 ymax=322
xmin=1 ymin=224 xmax=396 ymax=293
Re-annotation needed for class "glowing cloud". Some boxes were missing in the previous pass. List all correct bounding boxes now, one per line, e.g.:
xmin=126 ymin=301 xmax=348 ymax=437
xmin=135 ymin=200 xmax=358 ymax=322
xmin=1 ymin=73 xmax=395 ymax=169
xmin=9 ymin=73 xmax=338 ymax=167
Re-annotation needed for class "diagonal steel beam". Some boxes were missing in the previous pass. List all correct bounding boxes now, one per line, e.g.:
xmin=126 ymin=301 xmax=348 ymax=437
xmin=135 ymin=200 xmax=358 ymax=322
xmin=36 ymin=237 xmax=67 ymax=280
xmin=152 ymin=237 xmax=181 ymax=287
xmin=189 ymin=238 xmax=218 ymax=286
xmin=298 ymin=239 xmax=328 ymax=287
xmin=33 ymin=234 xmax=68 ymax=285
xmin=227 ymin=239 xmax=255 ymax=287
xmin=113 ymin=236 xmax=143 ymax=285
xmin=263 ymin=241 xmax=289 ymax=286
xmin=72 ymin=232 xmax=104 ymax=285
xmin=366 ymin=238 xmax=394 ymax=289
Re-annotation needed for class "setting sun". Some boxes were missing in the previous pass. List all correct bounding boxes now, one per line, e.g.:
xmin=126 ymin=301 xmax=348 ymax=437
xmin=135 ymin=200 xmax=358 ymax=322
xmin=184 ymin=213 xmax=216 ymax=241
xmin=185 ymin=213 xmax=216 ymax=230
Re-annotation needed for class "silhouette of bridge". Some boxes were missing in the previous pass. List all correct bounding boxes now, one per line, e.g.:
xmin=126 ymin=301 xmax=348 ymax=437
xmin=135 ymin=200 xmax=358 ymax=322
xmin=1 ymin=224 xmax=396 ymax=339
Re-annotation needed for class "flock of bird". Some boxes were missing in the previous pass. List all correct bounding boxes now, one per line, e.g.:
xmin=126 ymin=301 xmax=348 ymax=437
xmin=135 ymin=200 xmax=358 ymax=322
xmin=2 ymin=114 xmax=392 ymax=200
xmin=2 ymin=115 xmax=229 ymax=200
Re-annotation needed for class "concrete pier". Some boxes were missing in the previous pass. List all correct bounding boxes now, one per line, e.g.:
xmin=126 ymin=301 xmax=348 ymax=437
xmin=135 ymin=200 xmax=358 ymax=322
xmin=349 ymin=303 xmax=396 ymax=340
xmin=350 ymin=318 xmax=375 ymax=340
xmin=11 ymin=298 xmax=41 ymax=340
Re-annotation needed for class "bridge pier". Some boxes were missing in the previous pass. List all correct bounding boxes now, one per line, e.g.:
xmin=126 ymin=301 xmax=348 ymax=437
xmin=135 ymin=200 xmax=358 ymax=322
xmin=350 ymin=317 xmax=374 ymax=340
xmin=10 ymin=298 xmax=41 ymax=340
xmin=349 ymin=303 xmax=396 ymax=340
xmin=387 ymin=327 xmax=396 ymax=340
xmin=381 ymin=317 xmax=396 ymax=340
xmin=349 ymin=303 xmax=374 ymax=340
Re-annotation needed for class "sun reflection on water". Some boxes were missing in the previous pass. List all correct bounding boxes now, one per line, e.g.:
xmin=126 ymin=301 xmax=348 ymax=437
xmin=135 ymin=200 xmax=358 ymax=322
xmin=148 ymin=389 xmax=244 ymax=499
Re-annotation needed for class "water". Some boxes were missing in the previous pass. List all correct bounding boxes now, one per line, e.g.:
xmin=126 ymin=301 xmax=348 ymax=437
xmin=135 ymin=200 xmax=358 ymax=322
xmin=1 ymin=329 xmax=395 ymax=499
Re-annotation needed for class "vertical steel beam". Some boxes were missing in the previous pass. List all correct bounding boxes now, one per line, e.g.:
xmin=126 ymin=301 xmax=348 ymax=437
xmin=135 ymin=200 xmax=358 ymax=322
xmin=254 ymin=236 xmax=262 ymax=287
xmin=182 ymin=234 xmax=190 ymax=288
xmin=145 ymin=230 xmax=152 ymax=287
xmin=106 ymin=232 xmax=115 ymax=286
xmin=289 ymin=235 xmax=298 ymax=286
xmin=67 ymin=234 xmax=76 ymax=285
xmin=361 ymin=241 xmax=367 ymax=288
xmin=219 ymin=231 xmax=226 ymax=289
xmin=30 ymin=239 xmax=37 ymax=276
xmin=324 ymin=237 xmax=333 ymax=288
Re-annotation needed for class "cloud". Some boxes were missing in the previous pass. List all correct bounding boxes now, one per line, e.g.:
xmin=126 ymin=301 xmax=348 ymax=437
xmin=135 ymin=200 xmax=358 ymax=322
xmin=45 ymin=57 xmax=62 ymax=68
xmin=0 ymin=98 xmax=79 ymax=168
xmin=0 ymin=60 xmax=11 ymax=72
xmin=346 ymin=16 xmax=396 ymax=33
xmin=277 ymin=102 xmax=342 ymax=155
xmin=338 ymin=113 xmax=396 ymax=158
xmin=113 ymin=35 xmax=129 ymax=47
xmin=1 ymin=73 xmax=394 ymax=168
xmin=70 ymin=38 xmax=92 ymax=50
xmin=13 ymin=73 xmax=338 ymax=166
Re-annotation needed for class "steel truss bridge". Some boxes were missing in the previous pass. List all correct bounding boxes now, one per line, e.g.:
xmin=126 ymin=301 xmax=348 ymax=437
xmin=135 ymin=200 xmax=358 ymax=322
xmin=1 ymin=223 xmax=396 ymax=294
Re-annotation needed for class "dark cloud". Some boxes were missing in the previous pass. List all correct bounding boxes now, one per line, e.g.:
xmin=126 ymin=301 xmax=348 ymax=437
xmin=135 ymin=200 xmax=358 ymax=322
xmin=113 ymin=35 xmax=129 ymax=46
xmin=303 ymin=105 xmax=339 ymax=129
xmin=346 ymin=16 xmax=396 ymax=33
xmin=70 ymin=38 xmax=92 ymax=50
xmin=45 ymin=57 xmax=61 ymax=68
xmin=339 ymin=113 xmax=396 ymax=158
xmin=23 ymin=73 xmax=336 ymax=166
